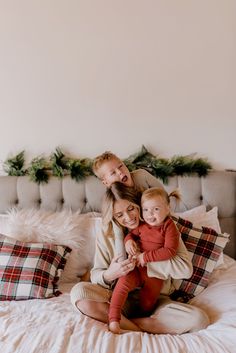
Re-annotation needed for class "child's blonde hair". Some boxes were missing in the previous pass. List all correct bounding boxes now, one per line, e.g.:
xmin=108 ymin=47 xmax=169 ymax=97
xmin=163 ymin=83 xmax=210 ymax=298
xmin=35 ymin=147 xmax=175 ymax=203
xmin=92 ymin=151 xmax=120 ymax=178
xmin=141 ymin=187 xmax=181 ymax=206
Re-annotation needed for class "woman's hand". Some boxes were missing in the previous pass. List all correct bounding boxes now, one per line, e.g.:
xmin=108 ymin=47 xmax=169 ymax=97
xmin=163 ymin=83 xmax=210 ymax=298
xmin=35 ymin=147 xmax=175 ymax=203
xmin=103 ymin=254 xmax=136 ymax=283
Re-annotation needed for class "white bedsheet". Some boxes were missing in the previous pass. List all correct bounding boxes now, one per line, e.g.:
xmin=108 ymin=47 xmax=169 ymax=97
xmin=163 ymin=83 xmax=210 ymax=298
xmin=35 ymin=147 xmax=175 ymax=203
xmin=0 ymin=256 xmax=236 ymax=353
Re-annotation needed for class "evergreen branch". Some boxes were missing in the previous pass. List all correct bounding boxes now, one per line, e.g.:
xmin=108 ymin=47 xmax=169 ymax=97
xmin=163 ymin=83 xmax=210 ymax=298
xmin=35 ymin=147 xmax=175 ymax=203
xmin=191 ymin=158 xmax=212 ymax=176
xmin=125 ymin=162 xmax=138 ymax=172
xmin=170 ymin=155 xmax=194 ymax=176
xmin=124 ymin=145 xmax=154 ymax=164
xmin=170 ymin=155 xmax=212 ymax=177
xmin=50 ymin=147 xmax=70 ymax=178
xmin=28 ymin=157 xmax=50 ymax=184
xmin=68 ymin=158 xmax=93 ymax=182
xmin=150 ymin=158 xmax=174 ymax=184
xmin=3 ymin=151 xmax=26 ymax=176
xmin=125 ymin=147 xmax=212 ymax=183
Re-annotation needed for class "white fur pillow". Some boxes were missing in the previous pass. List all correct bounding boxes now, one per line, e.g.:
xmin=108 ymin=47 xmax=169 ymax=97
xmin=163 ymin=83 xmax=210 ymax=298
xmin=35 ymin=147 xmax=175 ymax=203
xmin=174 ymin=206 xmax=221 ymax=232
xmin=4 ymin=209 xmax=100 ymax=283
xmin=174 ymin=205 xmax=206 ymax=220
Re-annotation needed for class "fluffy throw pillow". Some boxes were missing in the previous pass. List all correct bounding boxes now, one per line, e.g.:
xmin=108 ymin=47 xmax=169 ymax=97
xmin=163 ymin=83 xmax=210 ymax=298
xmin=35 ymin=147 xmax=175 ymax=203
xmin=171 ymin=216 xmax=229 ymax=302
xmin=174 ymin=205 xmax=206 ymax=221
xmin=175 ymin=206 xmax=221 ymax=233
xmin=0 ymin=234 xmax=71 ymax=300
xmin=5 ymin=209 xmax=99 ymax=283
xmin=0 ymin=214 xmax=10 ymax=236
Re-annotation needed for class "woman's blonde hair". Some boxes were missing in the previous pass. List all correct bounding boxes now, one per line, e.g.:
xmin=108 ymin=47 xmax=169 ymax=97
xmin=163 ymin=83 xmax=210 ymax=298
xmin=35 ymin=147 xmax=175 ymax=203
xmin=141 ymin=187 xmax=181 ymax=206
xmin=102 ymin=182 xmax=141 ymax=236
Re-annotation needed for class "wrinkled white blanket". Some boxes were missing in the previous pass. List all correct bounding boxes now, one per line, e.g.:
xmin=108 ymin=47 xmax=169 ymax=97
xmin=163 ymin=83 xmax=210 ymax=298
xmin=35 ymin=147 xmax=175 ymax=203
xmin=1 ymin=256 xmax=236 ymax=353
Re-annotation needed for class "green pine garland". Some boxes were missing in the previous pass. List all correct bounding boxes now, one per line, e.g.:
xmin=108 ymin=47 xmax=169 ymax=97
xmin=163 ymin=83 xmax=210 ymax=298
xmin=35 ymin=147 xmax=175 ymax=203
xmin=3 ymin=145 xmax=212 ymax=184
xmin=3 ymin=150 xmax=26 ymax=176
xmin=124 ymin=145 xmax=212 ymax=183
xmin=50 ymin=148 xmax=70 ymax=178
xmin=67 ymin=158 xmax=93 ymax=182
xmin=27 ymin=156 xmax=50 ymax=184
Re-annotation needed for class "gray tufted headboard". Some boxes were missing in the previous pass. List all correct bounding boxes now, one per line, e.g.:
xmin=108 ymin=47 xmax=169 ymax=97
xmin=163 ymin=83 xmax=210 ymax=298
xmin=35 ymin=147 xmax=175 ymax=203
xmin=0 ymin=170 xmax=235 ymax=258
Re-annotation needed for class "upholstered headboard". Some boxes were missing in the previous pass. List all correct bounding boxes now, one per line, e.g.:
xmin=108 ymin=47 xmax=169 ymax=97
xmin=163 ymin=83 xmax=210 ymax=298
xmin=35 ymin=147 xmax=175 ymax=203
xmin=0 ymin=170 xmax=235 ymax=258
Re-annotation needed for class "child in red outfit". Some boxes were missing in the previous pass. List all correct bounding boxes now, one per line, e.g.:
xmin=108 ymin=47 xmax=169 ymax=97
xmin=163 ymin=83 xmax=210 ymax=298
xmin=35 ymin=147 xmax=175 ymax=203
xmin=109 ymin=187 xmax=181 ymax=334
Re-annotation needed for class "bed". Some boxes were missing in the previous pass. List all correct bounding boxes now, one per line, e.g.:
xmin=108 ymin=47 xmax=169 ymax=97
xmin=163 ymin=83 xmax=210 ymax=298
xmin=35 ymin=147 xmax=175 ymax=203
xmin=0 ymin=170 xmax=236 ymax=353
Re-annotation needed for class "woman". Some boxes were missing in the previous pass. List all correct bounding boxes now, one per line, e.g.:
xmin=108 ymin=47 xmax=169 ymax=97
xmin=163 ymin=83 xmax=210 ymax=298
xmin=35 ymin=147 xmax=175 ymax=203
xmin=70 ymin=183 xmax=209 ymax=334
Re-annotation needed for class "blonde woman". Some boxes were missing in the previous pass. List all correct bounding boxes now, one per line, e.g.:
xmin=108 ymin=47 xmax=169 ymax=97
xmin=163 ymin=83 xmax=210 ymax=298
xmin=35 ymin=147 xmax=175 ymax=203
xmin=70 ymin=183 xmax=209 ymax=334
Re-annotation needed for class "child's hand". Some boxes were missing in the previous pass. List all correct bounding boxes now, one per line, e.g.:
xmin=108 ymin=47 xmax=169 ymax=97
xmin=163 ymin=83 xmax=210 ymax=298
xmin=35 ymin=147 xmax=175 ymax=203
xmin=136 ymin=253 xmax=145 ymax=267
xmin=125 ymin=239 xmax=138 ymax=256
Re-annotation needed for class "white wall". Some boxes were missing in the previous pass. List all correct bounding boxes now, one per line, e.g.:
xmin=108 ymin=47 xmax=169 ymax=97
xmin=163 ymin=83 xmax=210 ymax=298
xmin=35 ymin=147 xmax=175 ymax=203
xmin=0 ymin=0 xmax=235 ymax=171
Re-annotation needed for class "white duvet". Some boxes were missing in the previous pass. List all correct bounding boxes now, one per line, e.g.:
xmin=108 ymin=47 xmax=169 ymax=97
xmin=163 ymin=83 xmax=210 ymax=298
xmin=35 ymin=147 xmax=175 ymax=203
xmin=0 ymin=255 xmax=236 ymax=353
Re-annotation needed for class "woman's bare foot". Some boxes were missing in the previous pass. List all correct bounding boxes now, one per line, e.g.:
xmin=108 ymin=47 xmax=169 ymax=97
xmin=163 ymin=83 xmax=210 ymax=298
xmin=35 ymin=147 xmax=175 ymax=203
xmin=109 ymin=321 xmax=121 ymax=334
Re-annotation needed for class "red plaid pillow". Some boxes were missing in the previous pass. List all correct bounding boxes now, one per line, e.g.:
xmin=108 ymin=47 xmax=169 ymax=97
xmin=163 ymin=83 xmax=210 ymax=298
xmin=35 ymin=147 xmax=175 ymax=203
xmin=170 ymin=216 xmax=229 ymax=302
xmin=0 ymin=234 xmax=71 ymax=300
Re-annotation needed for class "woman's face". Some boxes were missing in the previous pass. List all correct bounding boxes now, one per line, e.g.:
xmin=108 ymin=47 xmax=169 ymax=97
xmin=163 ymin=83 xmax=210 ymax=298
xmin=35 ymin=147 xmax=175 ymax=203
xmin=113 ymin=199 xmax=140 ymax=230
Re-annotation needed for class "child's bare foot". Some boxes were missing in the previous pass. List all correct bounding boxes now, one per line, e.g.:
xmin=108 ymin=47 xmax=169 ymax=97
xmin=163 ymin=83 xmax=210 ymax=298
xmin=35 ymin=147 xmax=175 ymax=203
xmin=109 ymin=321 xmax=121 ymax=334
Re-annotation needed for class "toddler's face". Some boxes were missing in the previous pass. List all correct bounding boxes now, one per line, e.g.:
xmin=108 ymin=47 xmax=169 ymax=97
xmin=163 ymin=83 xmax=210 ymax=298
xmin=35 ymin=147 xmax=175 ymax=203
xmin=142 ymin=196 xmax=170 ymax=227
xmin=99 ymin=158 xmax=133 ymax=187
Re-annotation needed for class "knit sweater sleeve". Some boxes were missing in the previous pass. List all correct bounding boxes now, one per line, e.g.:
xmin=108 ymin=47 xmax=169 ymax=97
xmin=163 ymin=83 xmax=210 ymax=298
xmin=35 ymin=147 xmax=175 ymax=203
xmin=90 ymin=231 xmax=115 ymax=289
xmin=144 ymin=218 xmax=180 ymax=263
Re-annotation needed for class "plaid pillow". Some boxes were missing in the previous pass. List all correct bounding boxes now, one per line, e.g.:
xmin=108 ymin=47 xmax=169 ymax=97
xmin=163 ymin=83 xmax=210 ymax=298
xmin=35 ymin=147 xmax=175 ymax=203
xmin=0 ymin=234 xmax=71 ymax=300
xmin=170 ymin=216 xmax=229 ymax=302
